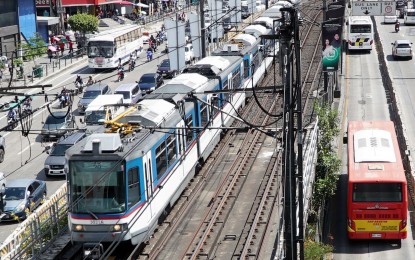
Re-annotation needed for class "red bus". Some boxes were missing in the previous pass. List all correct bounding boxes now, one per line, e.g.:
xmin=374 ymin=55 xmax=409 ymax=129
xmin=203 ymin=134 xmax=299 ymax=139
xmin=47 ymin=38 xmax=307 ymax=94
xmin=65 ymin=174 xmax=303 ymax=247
xmin=347 ymin=120 xmax=408 ymax=239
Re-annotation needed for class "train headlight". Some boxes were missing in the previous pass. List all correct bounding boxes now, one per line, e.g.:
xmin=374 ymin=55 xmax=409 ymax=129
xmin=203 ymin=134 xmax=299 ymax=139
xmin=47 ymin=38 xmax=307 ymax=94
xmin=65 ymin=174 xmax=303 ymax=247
xmin=75 ymin=224 xmax=84 ymax=231
xmin=112 ymin=224 xmax=121 ymax=231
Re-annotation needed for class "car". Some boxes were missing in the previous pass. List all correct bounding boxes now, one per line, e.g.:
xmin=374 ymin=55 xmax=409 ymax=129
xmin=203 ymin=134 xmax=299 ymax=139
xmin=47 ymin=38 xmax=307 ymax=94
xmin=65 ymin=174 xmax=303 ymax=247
xmin=157 ymin=59 xmax=178 ymax=78
xmin=40 ymin=111 xmax=75 ymax=140
xmin=137 ymin=73 xmax=164 ymax=93
xmin=384 ymin=15 xmax=398 ymax=24
xmin=0 ymin=172 xmax=6 ymax=194
xmin=114 ymin=83 xmax=143 ymax=104
xmin=185 ymin=43 xmax=194 ymax=64
xmin=1 ymin=179 xmax=47 ymax=221
xmin=391 ymin=39 xmax=413 ymax=59
xmin=44 ymin=132 xmax=86 ymax=177
xmin=77 ymin=83 xmax=112 ymax=114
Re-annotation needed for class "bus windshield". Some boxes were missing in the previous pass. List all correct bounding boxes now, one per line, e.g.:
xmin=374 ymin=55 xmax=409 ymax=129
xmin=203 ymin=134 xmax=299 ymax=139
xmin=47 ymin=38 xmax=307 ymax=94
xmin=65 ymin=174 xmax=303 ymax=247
xmin=88 ymin=41 xmax=114 ymax=58
xmin=352 ymin=183 xmax=402 ymax=202
xmin=350 ymin=25 xmax=371 ymax=34
xmin=69 ymin=161 xmax=126 ymax=214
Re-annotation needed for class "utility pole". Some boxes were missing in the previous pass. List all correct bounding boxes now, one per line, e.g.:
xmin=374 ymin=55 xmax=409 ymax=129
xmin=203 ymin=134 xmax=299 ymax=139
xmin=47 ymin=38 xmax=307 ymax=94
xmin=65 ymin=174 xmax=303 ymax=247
xmin=200 ymin=0 xmax=206 ymax=58
xmin=280 ymin=6 xmax=304 ymax=260
xmin=323 ymin=0 xmax=328 ymax=103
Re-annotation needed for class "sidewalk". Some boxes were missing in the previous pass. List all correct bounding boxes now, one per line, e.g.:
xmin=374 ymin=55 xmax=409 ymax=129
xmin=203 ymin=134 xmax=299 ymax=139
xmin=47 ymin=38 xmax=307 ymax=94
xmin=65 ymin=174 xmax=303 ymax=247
xmin=0 ymin=19 xmax=166 ymax=90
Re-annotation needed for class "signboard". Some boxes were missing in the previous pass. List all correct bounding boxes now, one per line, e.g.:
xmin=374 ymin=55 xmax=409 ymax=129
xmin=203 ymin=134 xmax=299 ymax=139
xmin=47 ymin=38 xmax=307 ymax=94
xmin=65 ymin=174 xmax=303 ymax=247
xmin=36 ymin=0 xmax=50 ymax=7
xmin=352 ymin=1 xmax=396 ymax=16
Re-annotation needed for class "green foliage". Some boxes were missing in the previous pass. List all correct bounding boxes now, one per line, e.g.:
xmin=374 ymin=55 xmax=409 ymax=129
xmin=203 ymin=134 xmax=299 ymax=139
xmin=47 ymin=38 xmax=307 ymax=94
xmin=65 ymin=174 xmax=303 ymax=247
xmin=304 ymin=239 xmax=333 ymax=260
xmin=313 ymin=103 xmax=341 ymax=209
xmin=68 ymin=13 xmax=99 ymax=34
xmin=13 ymin=58 xmax=23 ymax=67
xmin=20 ymin=33 xmax=47 ymax=65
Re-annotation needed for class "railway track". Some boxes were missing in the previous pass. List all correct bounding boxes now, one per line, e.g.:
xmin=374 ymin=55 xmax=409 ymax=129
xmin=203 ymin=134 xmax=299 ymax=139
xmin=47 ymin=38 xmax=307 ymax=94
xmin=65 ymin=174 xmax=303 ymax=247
xmin=134 ymin=4 xmax=324 ymax=260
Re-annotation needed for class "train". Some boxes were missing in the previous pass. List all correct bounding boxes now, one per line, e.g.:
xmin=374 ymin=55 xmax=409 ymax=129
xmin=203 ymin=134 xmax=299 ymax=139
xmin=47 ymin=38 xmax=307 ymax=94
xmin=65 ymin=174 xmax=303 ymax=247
xmin=66 ymin=5 xmax=280 ymax=257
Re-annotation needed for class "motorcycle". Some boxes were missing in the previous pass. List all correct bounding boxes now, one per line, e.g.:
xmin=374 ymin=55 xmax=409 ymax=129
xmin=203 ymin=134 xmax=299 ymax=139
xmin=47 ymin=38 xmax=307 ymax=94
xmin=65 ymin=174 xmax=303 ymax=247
xmin=7 ymin=116 xmax=18 ymax=131
xmin=395 ymin=21 xmax=400 ymax=32
xmin=74 ymin=81 xmax=84 ymax=94
xmin=147 ymin=50 xmax=153 ymax=62
xmin=59 ymin=93 xmax=70 ymax=109
xmin=117 ymin=69 xmax=125 ymax=82
xmin=128 ymin=60 xmax=135 ymax=72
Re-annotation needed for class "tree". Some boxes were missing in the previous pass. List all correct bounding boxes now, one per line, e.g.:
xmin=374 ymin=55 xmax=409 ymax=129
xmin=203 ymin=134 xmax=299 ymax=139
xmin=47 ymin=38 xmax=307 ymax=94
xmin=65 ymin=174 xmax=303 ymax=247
xmin=68 ymin=13 xmax=99 ymax=49
xmin=20 ymin=33 xmax=47 ymax=66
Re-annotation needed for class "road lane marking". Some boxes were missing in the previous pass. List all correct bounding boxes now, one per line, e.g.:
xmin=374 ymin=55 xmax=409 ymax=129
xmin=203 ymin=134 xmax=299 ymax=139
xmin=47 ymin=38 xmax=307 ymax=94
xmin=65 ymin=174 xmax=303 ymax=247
xmin=18 ymin=142 xmax=35 ymax=155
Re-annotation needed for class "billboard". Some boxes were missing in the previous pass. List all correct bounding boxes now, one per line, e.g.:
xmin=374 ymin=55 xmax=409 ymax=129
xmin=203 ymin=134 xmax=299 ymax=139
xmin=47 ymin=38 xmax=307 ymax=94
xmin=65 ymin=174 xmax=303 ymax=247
xmin=321 ymin=3 xmax=345 ymax=71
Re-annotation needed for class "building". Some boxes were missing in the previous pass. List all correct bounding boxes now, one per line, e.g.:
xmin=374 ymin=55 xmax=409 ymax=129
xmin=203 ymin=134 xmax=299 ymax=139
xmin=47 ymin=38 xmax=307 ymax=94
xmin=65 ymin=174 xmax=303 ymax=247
xmin=0 ymin=0 xmax=37 ymax=58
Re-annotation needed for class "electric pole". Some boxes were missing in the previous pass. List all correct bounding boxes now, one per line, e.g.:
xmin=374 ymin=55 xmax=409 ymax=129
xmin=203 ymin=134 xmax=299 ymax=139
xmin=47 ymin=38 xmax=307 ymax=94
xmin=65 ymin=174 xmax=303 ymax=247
xmin=200 ymin=0 xmax=206 ymax=58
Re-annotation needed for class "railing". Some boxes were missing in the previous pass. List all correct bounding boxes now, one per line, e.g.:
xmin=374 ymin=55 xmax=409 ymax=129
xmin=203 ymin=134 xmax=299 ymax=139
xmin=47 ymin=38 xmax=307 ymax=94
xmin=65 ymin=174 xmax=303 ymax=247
xmin=0 ymin=184 xmax=68 ymax=260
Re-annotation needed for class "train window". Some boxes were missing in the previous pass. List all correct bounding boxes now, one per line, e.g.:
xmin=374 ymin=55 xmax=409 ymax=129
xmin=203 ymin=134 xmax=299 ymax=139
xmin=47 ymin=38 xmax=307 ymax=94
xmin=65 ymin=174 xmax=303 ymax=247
xmin=210 ymin=96 xmax=220 ymax=119
xmin=166 ymin=132 xmax=177 ymax=166
xmin=128 ymin=167 xmax=141 ymax=207
xmin=232 ymin=69 xmax=241 ymax=89
xmin=200 ymin=102 xmax=209 ymax=128
xmin=156 ymin=141 xmax=167 ymax=178
xmin=243 ymin=59 xmax=249 ymax=78
xmin=185 ymin=115 xmax=193 ymax=146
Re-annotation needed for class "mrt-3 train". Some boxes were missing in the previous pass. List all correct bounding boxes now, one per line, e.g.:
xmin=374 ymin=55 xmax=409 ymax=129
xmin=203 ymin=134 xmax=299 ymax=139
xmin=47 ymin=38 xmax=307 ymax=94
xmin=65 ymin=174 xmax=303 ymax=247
xmin=67 ymin=10 xmax=278 ymax=255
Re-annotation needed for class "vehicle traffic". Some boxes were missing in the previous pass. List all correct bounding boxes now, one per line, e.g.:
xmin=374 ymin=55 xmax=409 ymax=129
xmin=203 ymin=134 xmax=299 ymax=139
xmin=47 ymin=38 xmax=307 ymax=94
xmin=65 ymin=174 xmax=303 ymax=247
xmin=346 ymin=121 xmax=408 ymax=240
xmin=404 ymin=8 xmax=415 ymax=25
xmin=347 ymin=16 xmax=374 ymax=51
xmin=40 ymin=111 xmax=75 ymax=140
xmin=77 ymin=83 xmax=112 ymax=114
xmin=44 ymin=132 xmax=87 ymax=177
xmin=87 ymin=25 xmax=143 ymax=69
xmin=84 ymin=94 xmax=125 ymax=125
xmin=156 ymin=59 xmax=178 ymax=78
xmin=137 ymin=73 xmax=164 ymax=92
xmin=391 ymin=39 xmax=413 ymax=59
xmin=1 ymin=179 xmax=47 ymax=221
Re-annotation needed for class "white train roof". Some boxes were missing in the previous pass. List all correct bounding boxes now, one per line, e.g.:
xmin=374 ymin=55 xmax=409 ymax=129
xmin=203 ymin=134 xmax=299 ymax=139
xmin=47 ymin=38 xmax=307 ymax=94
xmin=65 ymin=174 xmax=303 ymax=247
xmin=253 ymin=17 xmax=273 ymax=28
xmin=154 ymin=73 xmax=208 ymax=94
xmin=233 ymin=34 xmax=257 ymax=47
xmin=82 ymin=133 xmax=122 ymax=153
xmin=196 ymin=56 xmax=230 ymax=71
xmin=244 ymin=25 xmax=268 ymax=38
xmin=135 ymin=99 xmax=176 ymax=126
xmin=353 ymin=129 xmax=396 ymax=163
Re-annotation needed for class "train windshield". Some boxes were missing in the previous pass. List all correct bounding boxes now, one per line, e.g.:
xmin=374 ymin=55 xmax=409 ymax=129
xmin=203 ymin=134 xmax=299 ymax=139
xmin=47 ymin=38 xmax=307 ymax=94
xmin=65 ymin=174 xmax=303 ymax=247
xmin=87 ymin=41 xmax=114 ymax=58
xmin=69 ymin=160 xmax=126 ymax=214
xmin=352 ymin=183 xmax=402 ymax=202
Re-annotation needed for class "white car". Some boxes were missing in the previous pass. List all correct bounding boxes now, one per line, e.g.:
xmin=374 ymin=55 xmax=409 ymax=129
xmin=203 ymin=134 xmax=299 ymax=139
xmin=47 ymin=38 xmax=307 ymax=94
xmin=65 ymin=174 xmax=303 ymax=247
xmin=0 ymin=172 xmax=6 ymax=194
xmin=185 ymin=43 xmax=194 ymax=63
xmin=392 ymin=39 xmax=413 ymax=59
xmin=384 ymin=15 xmax=398 ymax=24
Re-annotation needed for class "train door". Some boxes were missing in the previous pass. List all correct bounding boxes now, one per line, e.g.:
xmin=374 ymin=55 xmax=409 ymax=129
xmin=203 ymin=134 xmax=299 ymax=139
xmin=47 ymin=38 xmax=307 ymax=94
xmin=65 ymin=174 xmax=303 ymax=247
xmin=143 ymin=150 xmax=153 ymax=200
xmin=176 ymin=121 xmax=185 ymax=157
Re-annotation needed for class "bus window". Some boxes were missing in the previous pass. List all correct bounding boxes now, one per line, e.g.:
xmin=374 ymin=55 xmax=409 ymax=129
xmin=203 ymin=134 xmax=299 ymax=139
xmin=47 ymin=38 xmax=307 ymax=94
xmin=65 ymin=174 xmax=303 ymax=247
xmin=350 ymin=25 xmax=371 ymax=34
xmin=352 ymin=183 xmax=403 ymax=202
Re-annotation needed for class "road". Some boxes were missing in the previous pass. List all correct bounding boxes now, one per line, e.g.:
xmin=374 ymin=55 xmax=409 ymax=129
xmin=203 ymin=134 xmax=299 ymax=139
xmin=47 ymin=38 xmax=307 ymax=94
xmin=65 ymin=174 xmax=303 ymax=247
xmin=0 ymin=35 xmax=168 ymax=243
xmin=332 ymin=16 xmax=415 ymax=259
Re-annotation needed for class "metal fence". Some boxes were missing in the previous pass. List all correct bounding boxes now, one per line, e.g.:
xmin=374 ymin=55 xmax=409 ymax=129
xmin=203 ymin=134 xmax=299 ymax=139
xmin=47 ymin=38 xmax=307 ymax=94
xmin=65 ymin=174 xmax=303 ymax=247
xmin=0 ymin=184 xmax=68 ymax=260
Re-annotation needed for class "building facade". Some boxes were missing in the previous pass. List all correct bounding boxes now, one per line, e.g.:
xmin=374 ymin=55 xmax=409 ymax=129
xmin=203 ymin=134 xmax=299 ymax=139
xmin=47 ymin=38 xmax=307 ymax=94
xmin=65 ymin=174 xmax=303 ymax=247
xmin=0 ymin=0 xmax=37 ymax=58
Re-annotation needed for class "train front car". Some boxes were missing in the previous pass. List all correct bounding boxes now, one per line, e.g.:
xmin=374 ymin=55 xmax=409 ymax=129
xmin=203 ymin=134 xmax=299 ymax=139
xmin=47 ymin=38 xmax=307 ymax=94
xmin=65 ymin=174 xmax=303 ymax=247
xmin=67 ymin=100 xmax=179 ymax=248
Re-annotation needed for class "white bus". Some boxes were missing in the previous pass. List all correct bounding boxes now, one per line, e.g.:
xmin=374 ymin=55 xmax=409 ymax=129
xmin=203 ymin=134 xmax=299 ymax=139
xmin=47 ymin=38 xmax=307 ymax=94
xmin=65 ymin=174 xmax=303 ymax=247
xmin=404 ymin=9 xmax=415 ymax=25
xmin=347 ymin=16 xmax=374 ymax=51
xmin=87 ymin=25 xmax=143 ymax=69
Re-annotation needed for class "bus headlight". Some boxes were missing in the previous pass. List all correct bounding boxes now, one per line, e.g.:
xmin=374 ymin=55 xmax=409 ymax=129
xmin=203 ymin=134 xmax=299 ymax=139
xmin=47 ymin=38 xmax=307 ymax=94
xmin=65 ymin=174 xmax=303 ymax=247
xmin=74 ymin=224 xmax=84 ymax=231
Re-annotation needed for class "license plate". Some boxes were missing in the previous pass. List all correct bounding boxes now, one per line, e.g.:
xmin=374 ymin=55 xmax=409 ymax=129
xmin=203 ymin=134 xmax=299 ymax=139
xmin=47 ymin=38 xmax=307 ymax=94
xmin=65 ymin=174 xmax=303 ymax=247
xmin=98 ymin=65 xmax=102 ymax=67
xmin=372 ymin=234 xmax=382 ymax=238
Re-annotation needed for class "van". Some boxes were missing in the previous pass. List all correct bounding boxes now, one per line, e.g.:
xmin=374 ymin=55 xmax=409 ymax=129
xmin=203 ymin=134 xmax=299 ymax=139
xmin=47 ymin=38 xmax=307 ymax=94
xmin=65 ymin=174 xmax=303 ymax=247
xmin=404 ymin=9 xmax=415 ymax=25
xmin=115 ymin=83 xmax=142 ymax=104
xmin=77 ymin=83 xmax=112 ymax=114
xmin=44 ymin=131 xmax=86 ymax=177
xmin=84 ymin=94 xmax=124 ymax=125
